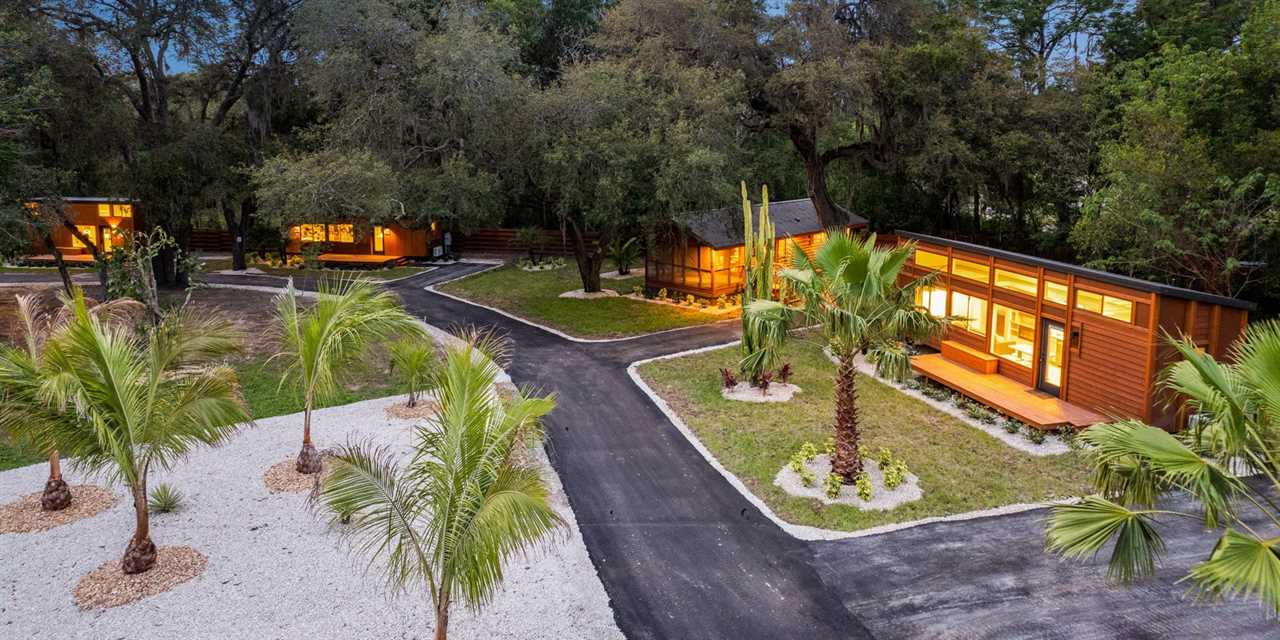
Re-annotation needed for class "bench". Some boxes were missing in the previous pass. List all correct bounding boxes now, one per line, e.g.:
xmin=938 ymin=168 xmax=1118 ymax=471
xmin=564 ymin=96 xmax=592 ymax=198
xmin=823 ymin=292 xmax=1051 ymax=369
xmin=940 ymin=340 xmax=999 ymax=374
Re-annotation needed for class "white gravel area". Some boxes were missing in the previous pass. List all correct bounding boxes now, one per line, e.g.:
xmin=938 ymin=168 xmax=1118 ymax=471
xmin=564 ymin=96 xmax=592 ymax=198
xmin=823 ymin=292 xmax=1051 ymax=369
xmin=774 ymin=455 xmax=922 ymax=510
xmin=721 ymin=381 xmax=801 ymax=403
xmin=558 ymin=288 xmax=618 ymax=299
xmin=0 ymin=394 xmax=621 ymax=640
xmin=599 ymin=268 xmax=642 ymax=280
xmin=621 ymin=294 xmax=737 ymax=316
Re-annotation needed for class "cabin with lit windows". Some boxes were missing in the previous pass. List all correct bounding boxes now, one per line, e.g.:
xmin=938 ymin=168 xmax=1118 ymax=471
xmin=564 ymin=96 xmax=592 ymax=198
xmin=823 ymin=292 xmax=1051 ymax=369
xmin=645 ymin=198 xmax=868 ymax=298
xmin=897 ymin=231 xmax=1254 ymax=431
xmin=24 ymin=197 xmax=137 ymax=262
xmin=285 ymin=221 xmax=439 ymax=266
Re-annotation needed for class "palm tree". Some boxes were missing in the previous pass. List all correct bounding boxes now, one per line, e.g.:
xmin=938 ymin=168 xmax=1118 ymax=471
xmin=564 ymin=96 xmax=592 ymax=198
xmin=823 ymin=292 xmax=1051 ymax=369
xmin=274 ymin=277 xmax=425 ymax=474
xmin=0 ymin=290 xmax=143 ymax=511
xmin=388 ymin=336 xmax=436 ymax=408
xmin=38 ymin=291 xmax=250 ymax=573
xmin=1047 ymin=321 xmax=1280 ymax=614
xmin=747 ymin=232 xmax=945 ymax=481
xmin=317 ymin=335 xmax=563 ymax=640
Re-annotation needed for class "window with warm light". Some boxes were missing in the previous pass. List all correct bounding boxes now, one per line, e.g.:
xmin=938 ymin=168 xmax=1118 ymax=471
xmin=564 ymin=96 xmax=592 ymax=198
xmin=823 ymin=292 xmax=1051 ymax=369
xmin=327 ymin=224 xmax=354 ymax=243
xmin=113 ymin=204 xmax=132 ymax=218
xmin=915 ymin=250 xmax=947 ymax=271
xmin=914 ymin=285 xmax=948 ymax=318
xmin=1102 ymin=296 xmax=1133 ymax=322
xmin=951 ymin=258 xmax=990 ymax=283
xmin=373 ymin=226 xmax=385 ymax=252
xmin=71 ymin=225 xmax=96 ymax=248
xmin=297 ymin=224 xmax=325 ymax=242
xmin=950 ymin=291 xmax=987 ymax=335
xmin=990 ymin=304 xmax=1036 ymax=368
xmin=1075 ymin=289 xmax=1103 ymax=314
xmin=1043 ymin=280 xmax=1068 ymax=305
xmin=98 ymin=203 xmax=111 ymax=217
xmin=994 ymin=269 xmax=1037 ymax=296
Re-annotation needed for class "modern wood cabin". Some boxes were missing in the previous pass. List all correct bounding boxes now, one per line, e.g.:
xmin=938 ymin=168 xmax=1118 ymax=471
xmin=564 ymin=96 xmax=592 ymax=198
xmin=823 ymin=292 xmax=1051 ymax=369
xmin=896 ymin=231 xmax=1254 ymax=431
xmin=285 ymin=220 xmax=440 ymax=266
xmin=644 ymin=198 xmax=868 ymax=298
xmin=24 ymin=197 xmax=137 ymax=261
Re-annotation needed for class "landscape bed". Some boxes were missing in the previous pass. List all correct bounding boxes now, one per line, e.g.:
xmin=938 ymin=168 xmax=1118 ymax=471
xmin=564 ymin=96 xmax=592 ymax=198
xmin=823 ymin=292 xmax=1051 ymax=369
xmin=437 ymin=263 xmax=724 ymax=338
xmin=637 ymin=338 xmax=1093 ymax=532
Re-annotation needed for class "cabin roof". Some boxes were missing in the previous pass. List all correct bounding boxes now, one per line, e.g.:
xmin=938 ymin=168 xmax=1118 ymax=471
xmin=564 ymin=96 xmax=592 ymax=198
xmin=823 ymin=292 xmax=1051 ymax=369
xmin=27 ymin=196 xmax=135 ymax=203
xmin=898 ymin=231 xmax=1256 ymax=311
xmin=674 ymin=198 xmax=868 ymax=249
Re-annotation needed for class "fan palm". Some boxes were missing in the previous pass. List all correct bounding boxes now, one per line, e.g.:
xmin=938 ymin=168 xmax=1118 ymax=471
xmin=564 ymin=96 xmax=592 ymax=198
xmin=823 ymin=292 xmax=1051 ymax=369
xmin=317 ymin=335 xmax=563 ymax=640
xmin=1047 ymin=320 xmax=1280 ymax=614
xmin=0 ymin=289 xmax=144 ymax=511
xmin=37 ymin=291 xmax=249 ymax=573
xmin=273 ymin=277 xmax=425 ymax=473
xmin=746 ymin=232 xmax=945 ymax=481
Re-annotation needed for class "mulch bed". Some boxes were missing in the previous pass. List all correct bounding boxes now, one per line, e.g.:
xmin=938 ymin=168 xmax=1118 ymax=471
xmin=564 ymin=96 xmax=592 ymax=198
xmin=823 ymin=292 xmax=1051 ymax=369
xmin=0 ymin=485 xmax=117 ymax=534
xmin=263 ymin=459 xmax=333 ymax=493
xmin=383 ymin=400 xmax=438 ymax=421
xmin=74 ymin=546 xmax=208 ymax=610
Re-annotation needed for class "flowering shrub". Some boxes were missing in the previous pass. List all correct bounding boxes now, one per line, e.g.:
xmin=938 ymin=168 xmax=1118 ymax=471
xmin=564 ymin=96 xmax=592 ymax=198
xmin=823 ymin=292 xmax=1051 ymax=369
xmin=797 ymin=442 xmax=818 ymax=462
xmin=1026 ymin=428 xmax=1047 ymax=444
xmin=823 ymin=437 xmax=836 ymax=456
xmin=799 ymin=467 xmax=816 ymax=487
xmin=658 ymin=288 xmax=668 ymax=301
xmin=883 ymin=460 xmax=909 ymax=489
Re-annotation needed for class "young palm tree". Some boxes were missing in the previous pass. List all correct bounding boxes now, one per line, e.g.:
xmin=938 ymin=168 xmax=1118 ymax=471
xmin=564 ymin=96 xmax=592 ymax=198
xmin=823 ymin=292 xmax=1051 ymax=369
xmin=388 ymin=336 xmax=437 ymax=408
xmin=0 ymin=290 xmax=143 ymax=511
xmin=318 ymin=336 xmax=563 ymax=640
xmin=274 ymin=277 xmax=425 ymax=474
xmin=747 ymin=233 xmax=945 ymax=481
xmin=39 ymin=291 xmax=249 ymax=573
xmin=1047 ymin=321 xmax=1280 ymax=614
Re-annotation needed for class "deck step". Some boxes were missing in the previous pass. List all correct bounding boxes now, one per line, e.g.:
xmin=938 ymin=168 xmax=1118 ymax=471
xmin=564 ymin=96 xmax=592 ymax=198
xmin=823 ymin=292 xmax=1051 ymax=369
xmin=940 ymin=340 xmax=999 ymax=374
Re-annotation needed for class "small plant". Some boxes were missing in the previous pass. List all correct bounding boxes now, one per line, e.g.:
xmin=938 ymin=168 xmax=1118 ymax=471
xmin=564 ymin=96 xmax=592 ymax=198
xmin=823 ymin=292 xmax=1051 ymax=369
xmin=778 ymin=363 xmax=793 ymax=385
xmin=757 ymin=370 xmax=773 ymax=395
xmin=922 ymin=383 xmax=951 ymax=401
xmin=856 ymin=444 xmax=870 ymax=461
xmin=606 ymin=237 xmax=640 ymax=274
xmin=684 ymin=294 xmax=695 ymax=306
xmin=976 ymin=407 xmax=999 ymax=424
xmin=1026 ymin=428 xmax=1047 ymax=444
xmin=883 ymin=460 xmax=909 ymax=490
xmin=824 ymin=472 xmax=844 ymax=499
xmin=823 ymin=437 xmax=836 ymax=456
xmin=876 ymin=447 xmax=894 ymax=470
xmin=148 ymin=483 xmax=184 ymax=514
xmin=389 ymin=336 xmax=437 ymax=408
xmin=719 ymin=368 xmax=738 ymax=389
xmin=716 ymin=295 xmax=727 ymax=309
xmin=1002 ymin=418 xmax=1023 ymax=434
xmin=301 ymin=242 xmax=325 ymax=270
xmin=632 ymin=285 xmax=643 ymax=296
xmin=658 ymin=287 xmax=668 ymax=301
xmin=799 ymin=467 xmax=816 ymax=487
xmin=788 ymin=452 xmax=806 ymax=474
xmin=797 ymin=442 xmax=818 ymax=463
xmin=854 ymin=472 xmax=873 ymax=501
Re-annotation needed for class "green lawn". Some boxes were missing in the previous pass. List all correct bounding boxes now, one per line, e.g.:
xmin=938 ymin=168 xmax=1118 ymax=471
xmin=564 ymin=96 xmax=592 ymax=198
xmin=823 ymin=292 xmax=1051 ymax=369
xmin=201 ymin=258 xmax=428 ymax=282
xmin=637 ymin=339 xmax=1092 ymax=532
xmin=438 ymin=263 xmax=724 ymax=338
xmin=1 ymin=265 xmax=93 ymax=274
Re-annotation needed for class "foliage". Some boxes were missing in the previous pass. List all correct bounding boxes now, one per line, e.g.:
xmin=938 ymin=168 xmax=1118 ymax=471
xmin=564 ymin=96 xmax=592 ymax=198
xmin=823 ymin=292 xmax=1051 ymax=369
xmin=317 ymin=337 xmax=563 ymax=639
xmin=798 ymin=442 xmax=818 ymax=463
xmin=738 ymin=183 xmax=787 ymax=386
xmin=148 ymin=483 xmax=185 ymax=514
xmin=606 ymin=237 xmax=640 ymax=274
xmin=1026 ymin=428 xmax=1047 ymax=444
xmin=854 ymin=472 xmax=873 ymax=502
xmin=719 ymin=368 xmax=737 ymax=390
xmin=798 ymin=466 xmax=816 ymax=488
xmin=389 ymin=336 xmax=437 ymax=408
xmin=1047 ymin=320 xmax=1280 ymax=613
xmin=825 ymin=472 xmax=845 ymax=500
xmin=1003 ymin=418 xmax=1023 ymax=434
xmin=513 ymin=226 xmax=546 ymax=262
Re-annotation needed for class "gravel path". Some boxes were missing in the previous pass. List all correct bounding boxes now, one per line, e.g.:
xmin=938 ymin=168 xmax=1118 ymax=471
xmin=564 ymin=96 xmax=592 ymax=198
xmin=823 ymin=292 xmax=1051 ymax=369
xmin=0 ymin=394 xmax=622 ymax=640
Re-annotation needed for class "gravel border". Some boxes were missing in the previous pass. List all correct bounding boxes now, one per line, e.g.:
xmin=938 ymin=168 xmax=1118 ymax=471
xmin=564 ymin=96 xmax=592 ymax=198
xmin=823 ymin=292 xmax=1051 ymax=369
xmin=0 ymin=485 xmax=118 ymax=534
xmin=774 ymin=456 xmax=922 ymax=510
xmin=558 ymin=288 xmax=618 ymax=299
xmin=0 ymin=394 xmax=622 ymax=639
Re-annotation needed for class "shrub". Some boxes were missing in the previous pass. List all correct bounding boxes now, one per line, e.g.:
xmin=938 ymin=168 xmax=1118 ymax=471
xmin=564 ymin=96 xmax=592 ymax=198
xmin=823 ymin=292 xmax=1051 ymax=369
xmin=301 ymin=242 xmax=325 ymax=270
xmin=854 ymin=472 xmax=873 ymax=501
xmin=797 ymin=442 xmax=818 ymax=463
xmin=1002 ymin=418 xmax=1023 ymax=434
xmin=632 ymin=285 xmax=643 ymax=296
xmin=788 ymin=453 xmax=806 ymax=474
xmin=148 ymin=483 xmax=184 ymax=514
xmin=779 ymin=363 xmax=793 ymax=384
xmin=684 ymin=294 xmax=695 ymax=306
xmin=389 ymin=337 xmax=437 ymax=408
xmin=883 ymin=460 xmax=909 ymax=490
xmin=1026 ymin=428 xmax=1047 ymax=444
xmin=823 ymin=437 xmax=836 ymax=456
xmin=606 ymin=237 xmax=639 ymax=274
xmin=921 ymin=383 xmax=952 ymax=401
xmin=876 ymin=447 xmax=895 ymax=469
xmin=716 ymin=295 xmax=727 ymax=309
xmin=799 ymin=467 xmax=816 ymax=487
xmin=719 ymin=368 xmax=738 ymax=389
xmin=658 ymin=287 xmax=668 ymax=301
xmin=824 ymin=472 xmax=844 ymax=499
xmin=757 ymin=370 xmax=773 ymax=395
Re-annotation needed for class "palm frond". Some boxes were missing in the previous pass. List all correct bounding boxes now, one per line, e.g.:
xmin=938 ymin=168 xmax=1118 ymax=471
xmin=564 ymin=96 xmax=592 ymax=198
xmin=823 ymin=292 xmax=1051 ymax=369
xmin=1046 ymin=496 xmax=1167 ymax=583
xmin=1186 ymin=529 xmax=1280 ymax=615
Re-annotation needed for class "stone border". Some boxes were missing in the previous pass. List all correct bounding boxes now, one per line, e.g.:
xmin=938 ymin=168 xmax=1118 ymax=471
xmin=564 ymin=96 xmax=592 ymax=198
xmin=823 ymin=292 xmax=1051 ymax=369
xmin=628 ymin=340 xmax=1078 ymax=541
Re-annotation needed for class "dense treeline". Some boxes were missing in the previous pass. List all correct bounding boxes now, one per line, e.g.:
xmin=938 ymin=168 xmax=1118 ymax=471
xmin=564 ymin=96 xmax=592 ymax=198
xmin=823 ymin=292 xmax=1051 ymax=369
xmin=1 ymin=1 xmax=1277 ymax=304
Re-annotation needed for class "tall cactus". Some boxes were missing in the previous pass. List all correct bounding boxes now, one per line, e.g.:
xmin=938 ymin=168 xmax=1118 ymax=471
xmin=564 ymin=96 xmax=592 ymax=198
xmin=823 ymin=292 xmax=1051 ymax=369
xmin=738 ymin=182 xmax=787 ymax=385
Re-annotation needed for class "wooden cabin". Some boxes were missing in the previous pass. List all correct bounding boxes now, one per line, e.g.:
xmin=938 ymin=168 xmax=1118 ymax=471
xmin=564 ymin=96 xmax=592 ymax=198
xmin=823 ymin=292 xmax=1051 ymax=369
xmin=896 ymin=231 xmax=1254 ymax=431
xmin=24 ymin=197 xmax=137 ymax=262
xmin=285 ymin=220 xmax=440 ymax=266
xmin=645 ymin=198 xmax=868 ymax=298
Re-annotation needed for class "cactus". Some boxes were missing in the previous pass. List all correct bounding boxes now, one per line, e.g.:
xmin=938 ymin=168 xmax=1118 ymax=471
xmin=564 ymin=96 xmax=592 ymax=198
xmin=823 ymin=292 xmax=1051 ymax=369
xmin=738 ymin=182 xmax=789 ymax=385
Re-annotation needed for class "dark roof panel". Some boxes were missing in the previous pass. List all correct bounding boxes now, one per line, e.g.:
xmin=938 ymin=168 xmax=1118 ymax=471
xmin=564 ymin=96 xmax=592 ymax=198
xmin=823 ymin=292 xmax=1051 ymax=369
xmin=898 ymin=231 xmax=1256 ymax=311
xmin=675 ymin=198 xmax=869 ymax=249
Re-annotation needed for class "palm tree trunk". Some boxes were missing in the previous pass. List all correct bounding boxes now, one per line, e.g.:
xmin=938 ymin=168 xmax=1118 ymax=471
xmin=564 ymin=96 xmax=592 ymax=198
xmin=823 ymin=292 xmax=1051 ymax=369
xmin=434 ymin=598 xmax=449 ymax=640
xmin=41 ymin=451 xmax=72 ymax=511
xmin=122 ymin=476 xmax=157 ymax=574
xmin=831 ymin=354 xmax=864 ymax=482
xmin=297 ymin=403 xmax=322 ymax=474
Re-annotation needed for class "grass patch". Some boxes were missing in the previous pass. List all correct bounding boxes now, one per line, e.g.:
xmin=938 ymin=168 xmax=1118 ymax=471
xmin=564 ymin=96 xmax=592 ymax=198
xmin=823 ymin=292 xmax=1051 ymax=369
xmin=637 ymin=339 xmax=1092 ymax=532
xmin=1 ymin=265 xmax=93 ymax=274
xmin=0 ymin=440 xmax=41 ymax=472
xmin=438 ymin=264 xmax=722 ymax=338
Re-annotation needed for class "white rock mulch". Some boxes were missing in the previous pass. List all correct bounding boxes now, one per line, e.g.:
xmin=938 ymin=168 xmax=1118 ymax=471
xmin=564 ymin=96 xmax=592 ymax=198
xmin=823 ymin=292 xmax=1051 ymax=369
xmin=774 ymin=455 xmax=922 ymax=510
xmin=600 ymin=268 xmax=642 ymax=280
xmin=519 ymin=263 xmax=565 ymax=272
xmin=621 ymin=294 xmax=738 ymax=316
xmin=0 ymin=394 xmax=622 ymax=640
xmin=823 ymin=347 xmax=1070 ymax=456
xmin=721 ymin=381 xmax=801 ymax=403
xmin=558 ymin=288 xmax=618 ymax=299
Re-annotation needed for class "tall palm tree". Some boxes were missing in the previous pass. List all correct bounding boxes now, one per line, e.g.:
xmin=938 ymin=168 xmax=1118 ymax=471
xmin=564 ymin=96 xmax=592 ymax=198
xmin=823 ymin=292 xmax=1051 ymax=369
xmin=273 ymin=277 xmax=426 ymax=474
xmin=747 ymin=232 xmax=945 ymax=481
xmin=1047 ymin=320 xmax=1280 ymax=614
xmin=39 ymin=291 xmax=250 ymax=573
xmin=317 ymin=335 xmax=563 ymax=640
xmin=0 ymin=290 xmax=143 ymax=511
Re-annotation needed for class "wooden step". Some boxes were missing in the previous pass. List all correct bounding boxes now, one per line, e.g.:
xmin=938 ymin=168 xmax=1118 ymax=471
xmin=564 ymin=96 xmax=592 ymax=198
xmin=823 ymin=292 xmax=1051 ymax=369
xmin=940 ymin=340 xmax=999 ymax=374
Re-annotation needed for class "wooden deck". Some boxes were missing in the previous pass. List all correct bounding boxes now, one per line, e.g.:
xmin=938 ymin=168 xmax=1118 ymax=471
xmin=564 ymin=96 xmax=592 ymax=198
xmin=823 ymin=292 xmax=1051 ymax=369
xmin=317 ymin=253 xmax=406 ymax=267
xmin=24 ymin=254 xmax=94 ymax=264
xmin=911 ymin=353 xmax=1105 ymax=430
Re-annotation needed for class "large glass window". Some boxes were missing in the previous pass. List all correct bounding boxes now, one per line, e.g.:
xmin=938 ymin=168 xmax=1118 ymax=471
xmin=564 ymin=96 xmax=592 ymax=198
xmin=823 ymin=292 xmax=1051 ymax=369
xmin=914 ymin=285 xmax=948 ymax=318
xmin=97 ymin=203 xmax=111 ymax=217
xmin=1043 ymin=281 xmax=1068 ymax=305
xmin=114 ymin=204 xmax=132 ymax=218
xmin=994 ymin=269 xmax=1038 ymax=296
xmin=950 ymin=291 xmax=987 ymax=335
xmin=373 ymin=226 xmax=385 ymax=252
xmin=71 ymin=225 xmax=96 ymax=248
xmin=915 ymin=250 xmax=948 ymax=271
xmin=951 ymin=258 xmax=990 ymax=283
xmin=990 ymin=304 xmax=1036 ymax=368
xmin=1075 ymin=289 xmax=1103 ymax=314
xmin=297 ymin=224 xmax=325 ymax=242
xmin=327 ymin=224 xmax=354 ymax=243
xmin=1102 ymin=297 xmax=1133 ymax=322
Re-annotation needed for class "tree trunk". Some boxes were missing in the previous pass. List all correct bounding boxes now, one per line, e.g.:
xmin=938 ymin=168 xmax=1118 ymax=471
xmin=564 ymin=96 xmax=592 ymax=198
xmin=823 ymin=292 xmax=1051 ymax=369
xmin=222 ymin=197 xmax=255 ymax=271
xmin=434 ymin=599 xmax=449 ymax=640
xmin=40 ymin=230 xmax=75 ymax=295
xmin=788 ymin=126 xmax=846 ymax=228
xmin=41 ymin=452 xmax=72 ymax=511
xmin=122 ymin=478 xmax=156 ymax=574
xmin=567 ymin=218 xmax=604 ymax=293
xmin=830 ymin=353 xmax=864 ymax=482
xmin=62 ymin=221 xmax=110 ymax=295
xmin=296 ymin=404 xmax=322 ymax=474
